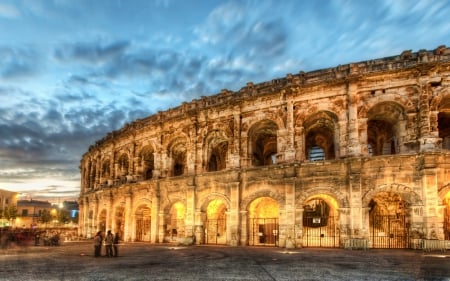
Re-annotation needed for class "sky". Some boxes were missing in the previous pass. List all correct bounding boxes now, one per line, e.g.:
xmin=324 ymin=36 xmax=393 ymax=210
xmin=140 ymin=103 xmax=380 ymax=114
xmin=0 ymin=0 xmax=449 ymax=203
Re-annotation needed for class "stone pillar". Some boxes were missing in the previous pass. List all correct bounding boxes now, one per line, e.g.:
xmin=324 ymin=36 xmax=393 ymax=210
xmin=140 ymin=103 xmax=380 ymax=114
xmin=194 ymin=210 xmax=204 ymax=244
xmin=229 ymin=181 xmax=240 ymax=246
xmin=123 ymin=193 xmax=133 ymax=242
xmin=240 ymin=211 xmax=248 ymax=246
xmin=284 ymin=181 xmax=296 ymax=248
xmin=158 ymin=212 xmax=166 ymax=243
xmin=419 ymin=154 xmax=442 ymax=239
xmin=151 ymin=192 xmax=159 ymax=243
xmin=185 ymin=184 xmax=196 ymax=238
xmin=346 ymin=82 xmax=362 ymax=157
xmin=294 ymin=208 xmax=303 ymax=247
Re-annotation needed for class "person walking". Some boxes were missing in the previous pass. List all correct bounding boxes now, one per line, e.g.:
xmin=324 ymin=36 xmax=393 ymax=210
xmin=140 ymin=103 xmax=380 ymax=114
xmin=93 ymin=231 xmax=103 ymax=257
xmin=113 ymin=232 xmax=120 ymax=257
xmin=104 ymin=230 xmax=114 ymax=258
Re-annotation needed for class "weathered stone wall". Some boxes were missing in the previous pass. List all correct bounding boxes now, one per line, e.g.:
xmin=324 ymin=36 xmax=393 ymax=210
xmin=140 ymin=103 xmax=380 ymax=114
xmin=79 ymin=46 xmax=450 ymax=248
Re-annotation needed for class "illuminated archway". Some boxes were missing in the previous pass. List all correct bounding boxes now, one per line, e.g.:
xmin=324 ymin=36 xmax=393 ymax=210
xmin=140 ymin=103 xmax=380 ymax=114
xmin=205 ymin=199 xmax=227 ymax=244
xmin=166 ymin=202 xmax=186 ymax=241
xmin=135 ymin=204 xmax=151 ymax=242
xmin=302 ymin=194 xmax=339 ymax=247
xmin=444 ymin=192 xmax=450 ymax=240
xmin=368 ymin=191 xmax=409 ymax=248
xmin=248 ymin=197 xmax=279 ymax=246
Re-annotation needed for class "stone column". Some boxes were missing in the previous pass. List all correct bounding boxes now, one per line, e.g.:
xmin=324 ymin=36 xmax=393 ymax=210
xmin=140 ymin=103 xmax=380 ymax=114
xmin=151 ymin=192 xmax=159 ymax=243
xmin=294 ymin=208 xmax=303 ymax=248
xmin=346 ymin=82 xmax=362 ymax=157
xmin=123 ymin=193 xmax=133 ymax=242
xmin=239 ymin=211 xmax=248 ymax=246
xmin=229 ymin=181 xmax=240 ymax=246
xmin=194 ymin=210 xmax=204 ymax=244
xmin=158 ymin=212 xmax=166 ymax=243
xmin=419 ymin=154 xmax=442 ymax=239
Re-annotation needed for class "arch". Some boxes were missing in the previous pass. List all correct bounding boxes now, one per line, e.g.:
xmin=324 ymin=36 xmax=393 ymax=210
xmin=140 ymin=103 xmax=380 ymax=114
xmin=435 ymin=91 xmax=450 ymax=150
xmin=362 ymin=183 xmax=423 ymax=207
xmin=358 ymin=93 xmax=415 ymax=119
xmin=248 ymin=119 xmax=279 ymax=166
xmin=240 ymin=189 xmax=285 ymax=211
xmin=166 ymin=134 xmax=189 ymax=176
xmin=134 ymin=202 xmax=151 ymax=242
xmin=116 ymin=152 xmax=129 ymax=177
xmin=247 ymin=196 xmax=280 ymax=246
xmin=203 ymin=130 xmax=229 ymax=172
xmin=138 ymin=145 xmax=155 ymax=180
xmin=302 ymin=111 xmax=339 ymax=161
xmin=164 ymin=201 xmax=186 ymax=241
xmin=296 ymin=187 xmax=348 ymax=209
xmin=301 ymin=193 xmax=340 ymax=248
xmin=198 ymin=192 xmax=231 ymax=212
xmin=366 ymin=101 xmax=406 ymax=156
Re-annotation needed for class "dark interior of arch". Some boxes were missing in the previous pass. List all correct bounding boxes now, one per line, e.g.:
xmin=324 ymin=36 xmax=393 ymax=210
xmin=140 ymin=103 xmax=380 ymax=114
xmin=207 ymin=141 xmax=228 ymax=172
xmin=250 ymin=120 xmax=278 ymax=166
xmin=140 ymin=146 xmax=155 ymax=179
xmin=438 ymin=111 xmax=450 ymax=150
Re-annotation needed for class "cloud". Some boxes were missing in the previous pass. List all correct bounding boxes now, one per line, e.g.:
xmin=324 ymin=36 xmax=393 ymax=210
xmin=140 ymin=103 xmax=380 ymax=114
xmin=0 ymin=47 xmax=41 ymax=79
xmin=0 ymin=3 xmax=20 ymax=18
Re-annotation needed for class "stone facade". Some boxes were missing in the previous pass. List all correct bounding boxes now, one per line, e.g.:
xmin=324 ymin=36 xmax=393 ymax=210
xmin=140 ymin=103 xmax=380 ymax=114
xmin=79 ymin=46 xmax=450 ymax=249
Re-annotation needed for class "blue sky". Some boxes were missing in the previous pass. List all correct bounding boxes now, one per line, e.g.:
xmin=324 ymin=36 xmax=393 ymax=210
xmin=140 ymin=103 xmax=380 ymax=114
xmin=0 ymin=0 xmax=449 ymax=202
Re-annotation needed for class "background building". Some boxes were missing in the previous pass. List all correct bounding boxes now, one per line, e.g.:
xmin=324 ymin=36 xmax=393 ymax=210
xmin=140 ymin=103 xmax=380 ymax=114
xmin=79 ymin=46 xmax=450 ymax=249
xmin=0 ymin=189 xmax=18 ymax=227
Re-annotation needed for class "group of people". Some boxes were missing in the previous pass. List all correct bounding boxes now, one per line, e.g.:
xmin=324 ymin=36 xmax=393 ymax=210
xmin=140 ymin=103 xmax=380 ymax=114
xmin=93 ymin=230 xmax=119 ymax=257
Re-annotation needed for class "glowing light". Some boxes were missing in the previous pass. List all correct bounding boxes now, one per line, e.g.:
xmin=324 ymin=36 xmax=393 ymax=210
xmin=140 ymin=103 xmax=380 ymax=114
xmin=249 ymin=197 xmax=279 ymax=218
xmin=207 ymin=199 xmax=226 ymax=219
xmin=171 ymin=202 xmax=185 ymax=219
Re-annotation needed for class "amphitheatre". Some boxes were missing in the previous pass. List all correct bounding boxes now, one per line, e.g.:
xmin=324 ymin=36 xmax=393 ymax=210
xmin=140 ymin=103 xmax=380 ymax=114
xmin=79 ymin=45 xmax=450 ymax=250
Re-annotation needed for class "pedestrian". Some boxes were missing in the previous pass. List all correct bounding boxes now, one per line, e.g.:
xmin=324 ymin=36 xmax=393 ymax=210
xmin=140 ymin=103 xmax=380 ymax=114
xmin=104 ymin=230 xmax=114 ymax=257
xmin=93 ymin=231 xmax=103 ymax=257
xmin=113 ymin=232 xmax=120 ymax=257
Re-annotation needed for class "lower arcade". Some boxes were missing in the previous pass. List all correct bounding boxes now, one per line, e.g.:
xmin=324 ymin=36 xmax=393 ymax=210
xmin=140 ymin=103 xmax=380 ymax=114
xmin=79 ymin=154 xmax=450 ymax=250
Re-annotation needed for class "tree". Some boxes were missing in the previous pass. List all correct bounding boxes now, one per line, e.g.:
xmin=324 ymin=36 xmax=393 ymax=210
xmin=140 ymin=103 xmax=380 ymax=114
xmin=40 ymin=209 xmax=52 ymax=226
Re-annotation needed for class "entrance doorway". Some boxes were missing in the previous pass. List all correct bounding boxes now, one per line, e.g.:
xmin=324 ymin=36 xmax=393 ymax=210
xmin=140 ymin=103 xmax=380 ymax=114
xmin=369 ymin=192 xmax=409 ymax=248
xmin=302 ymin=198 xmax=339 ymax=247
xmin=135 ymin=205 xmax=151 ymax=242
xmin=444 ymin=196 xmax=450 ymax=240
xmin=205 ymin=199 xmax=227 ymax=244
xmin=248 ymin=197 xmax=279 ymax=246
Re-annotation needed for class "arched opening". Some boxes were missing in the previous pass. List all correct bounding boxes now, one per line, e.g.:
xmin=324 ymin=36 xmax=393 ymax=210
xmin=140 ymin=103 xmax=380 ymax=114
xmin=369 ymin=191 xmax=409 ymax=248
xmin=438 ymin=112 xmax=450 ymax=150
xmin=169 ymin=141 xmax=186 ymax=177
xmin=249 ymin=120 xmax=278 ymax=166
xmin=367 ymin=102 xmax=404 ymax=156
xmin=117 ymin=153 xmax=129 ymax=177
xmin=140 ymin=146 xmax=155 ymax=180
xmin=207 ymin=141 xmax=228 ymax=172
xmin=135 ymin=204 xmax=151 ymax=242
xmin=165 ymin=202 xmax=185 ymax=242
xmin=101 ymin=159 xmax=110 ymax=183
xmin=302 ymin=195 xmax=339 ymax=247
xmin=304 ymin=112 xmax=337 ymax=161
xmin=115 ymin=206 xmax=125 ymax=242
xmin=205 ymin=199 xmax=227 ymax=244
xmin=444 ymin=192 xmax=450 ymax=240
xmin=98 ymin=209 xmax=107 ymax=233
xmin=248 ymin=197 xmax=279 ymax=246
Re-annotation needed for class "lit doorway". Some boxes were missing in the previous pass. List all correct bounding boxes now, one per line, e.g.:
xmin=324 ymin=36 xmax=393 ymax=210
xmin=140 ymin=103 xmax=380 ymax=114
xmin=302 ymin=198 xmax=339 ymax=247
xmin=135 ymin=205 xmax=151 ymax=242
xmin=205 ymin=199 xmax=227 ymax=245
xmin=248 ymin=197 xmax=279 ymax=246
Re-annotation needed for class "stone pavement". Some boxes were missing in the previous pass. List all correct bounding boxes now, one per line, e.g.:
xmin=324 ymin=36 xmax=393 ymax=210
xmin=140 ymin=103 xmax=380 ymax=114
xmin=1 ymin=241 xmax=449 ymax=281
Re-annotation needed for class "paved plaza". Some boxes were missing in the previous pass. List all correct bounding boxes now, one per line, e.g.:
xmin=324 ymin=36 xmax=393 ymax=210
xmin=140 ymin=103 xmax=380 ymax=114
xmin=1 ymin=241 xmax=450 ymax=281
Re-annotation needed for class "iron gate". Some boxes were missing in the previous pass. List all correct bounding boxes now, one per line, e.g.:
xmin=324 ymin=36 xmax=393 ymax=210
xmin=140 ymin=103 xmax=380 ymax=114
xmin=445 ymin=205 xmax=450 ymax=240
xmin=370 ymin=214 xmax=409 ymax=248
xmin=206 ymin=219 xmax=226 ymax=244
xmin=249 ymin=218 xmax=278 ymax=246
xmin=135 ymin=218 xmax=150 ymax=241
xmin=302 ymin=215 xmax=339 ymax=247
